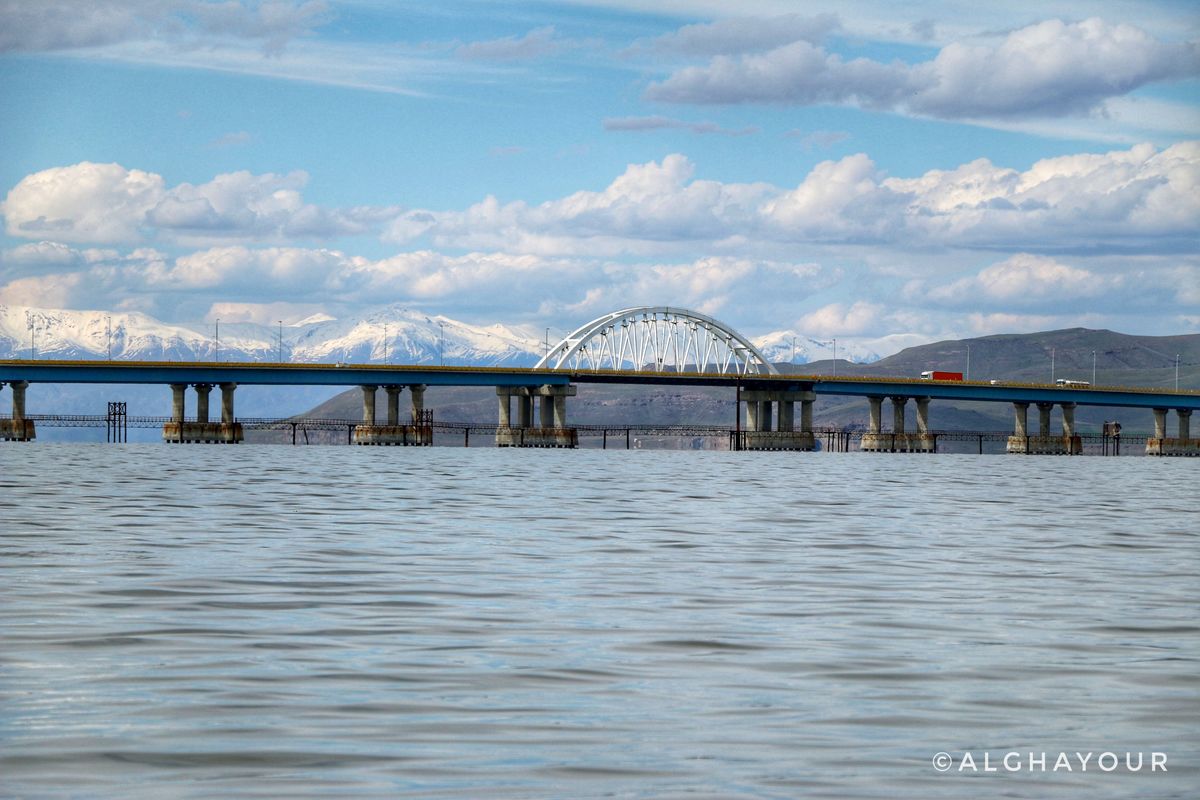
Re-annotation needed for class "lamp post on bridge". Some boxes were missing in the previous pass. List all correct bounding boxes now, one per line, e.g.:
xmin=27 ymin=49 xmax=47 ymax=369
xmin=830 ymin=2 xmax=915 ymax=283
xmin=1092 ymin=350 xmax=1097 ymax=386
xmin=215 ymin=319 xmax=220 ymax=363
xmin=383 ymin=323 xmax=388 ymax=365
xmin=106 ymin=315 xmax=112 ymax=361
xmin=1177 ymin=354 xmax=1181 ymax=391
xmin=1050 ymin=346 xmax=1055 ymax=383
xmin=832 ymin=338 xmax=837 ymax=377
xmin=439 ymin=321 xmax=445 ymax=366
xmin=278 ymin=320 xmax=284 ymax=363
xmin=966 ymin=344 xmax=971 ymax=381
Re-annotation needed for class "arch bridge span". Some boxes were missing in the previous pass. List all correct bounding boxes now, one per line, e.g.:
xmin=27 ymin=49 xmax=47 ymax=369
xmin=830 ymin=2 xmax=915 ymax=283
xmin=534 ymin=306 xmax=778 ymax=376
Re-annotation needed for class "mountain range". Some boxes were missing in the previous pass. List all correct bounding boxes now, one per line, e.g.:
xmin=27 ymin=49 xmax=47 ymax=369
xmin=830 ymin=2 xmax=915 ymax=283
xmin=0 ymin=305 xmax=881 ymax=367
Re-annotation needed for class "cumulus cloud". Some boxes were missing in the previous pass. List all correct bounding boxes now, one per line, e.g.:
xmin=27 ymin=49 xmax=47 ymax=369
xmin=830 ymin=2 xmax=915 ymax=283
xmin=628 ymin=13 xmax=839 ymax=57
xmin=920 ymin=254 xmax=1114 ymax=305
xmin=795 ymin=301 xmax=886 ymax=337
xmin=0 ymin=0 xmax=330 ymax=55
xmin=14 ymin=142 xmax=1194 ymax=260
xmin=456 ymin=26 xmax=562 ymax=62
xmin=2 ymin=162 xmax=397 ymax=245
xmin=384 ymin=141 xmax=1200 ymax=256
xmin=646 ymin=18 xmax=1200 ymax=120
xmin=385 ymin=153 xmax=777 ymax=255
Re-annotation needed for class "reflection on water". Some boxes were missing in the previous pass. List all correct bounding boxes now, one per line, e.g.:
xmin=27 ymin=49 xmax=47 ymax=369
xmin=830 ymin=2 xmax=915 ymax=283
xmin=1 ymin=445 xmax=1197 ymax=798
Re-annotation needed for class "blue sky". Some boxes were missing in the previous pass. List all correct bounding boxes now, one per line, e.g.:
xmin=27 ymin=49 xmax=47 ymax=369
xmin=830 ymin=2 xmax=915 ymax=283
xmin=1 ymin=0 xmax=1197 ymax=353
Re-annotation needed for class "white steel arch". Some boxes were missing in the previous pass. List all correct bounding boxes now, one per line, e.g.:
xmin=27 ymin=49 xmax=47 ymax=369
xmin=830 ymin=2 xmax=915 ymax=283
xmin=535 ymin=306 xmax=778 ymax=375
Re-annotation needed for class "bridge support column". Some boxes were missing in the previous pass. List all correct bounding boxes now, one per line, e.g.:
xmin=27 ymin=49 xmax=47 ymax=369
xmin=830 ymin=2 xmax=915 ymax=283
xmin=3 ymin=380 xmax=34 ymax=441
xmin=220 ymin=383 xmax=236 ymax=425
xmin=1147 ymin=407 xmax=1198 ymax=456
xmin=777 ymin=399 xmax=794 ymax=432
xmin=863 ymin=395 xmax=932 ymax=453
xmin=1038 ymin=403 xmax=1053 ymax=437
xmin=497 ymin=389 xmax=512 ymax=428
xmin=867 ymin=396 xmax=882 ymax=434
xmin=892 ymin=396 xmax=907 ymax=434
xmin=1019 ymin=402 xmax=1069 ymax=454
xmin=218 ymin=383 xmax=242 ymax=443
xmin=497 ymin=385 xmax=577 ymax=448
xmin=162 ymin=383 xmax=188 ymax=443
xmin=518 ymin=391 xmax=533 ymax=428
xmin=360 ymin=385 xmax=378 ymax=426
xmin=171 ymin=383 xmax=187 ymax=423
xmin=194 ymin=384 xmax=212 ymax=423
xmin=409 ymin=384 xmax=426 ymax=423
xmin=385 ymin=385 xmax=401 ymax=426
xmin=739 ymin=389 xmax=815 ymax=450
xmin=1060 ymin=403 xmax=1081 ymax=455
xmin=355 ymin=384 xmax=429 ymax=446
xmin=162 ymin=381 xmax=240 ymax=443
xmin=1007 ymin=402 xmax=1030 ymax=453
xmin=800 ymin=392 xmax=814 ymax=434
xmin=552 ymin=392 xmax=568 ymax=430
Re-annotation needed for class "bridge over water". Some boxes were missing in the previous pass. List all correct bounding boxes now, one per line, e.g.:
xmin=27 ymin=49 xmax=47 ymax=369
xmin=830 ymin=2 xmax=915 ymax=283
xmin=3 ymin=307 xmax=1197 ymax=455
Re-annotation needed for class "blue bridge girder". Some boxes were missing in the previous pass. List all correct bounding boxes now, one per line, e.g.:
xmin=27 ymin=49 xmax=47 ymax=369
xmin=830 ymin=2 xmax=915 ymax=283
xmin=0 ymin=360 xmax=1197 ymax=410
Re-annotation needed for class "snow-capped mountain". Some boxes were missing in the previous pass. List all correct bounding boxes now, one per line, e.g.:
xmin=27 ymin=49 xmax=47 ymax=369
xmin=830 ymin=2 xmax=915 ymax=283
xmin=752 ymin=330 xmax=881 ymax=365
xmin=0 ymin=305 xmax=880 ymax=367
xmin=0 ymin=305 xmax=546 ymax=367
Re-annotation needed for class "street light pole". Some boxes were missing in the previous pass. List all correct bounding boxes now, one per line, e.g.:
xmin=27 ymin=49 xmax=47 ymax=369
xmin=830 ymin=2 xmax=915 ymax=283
xmin=383 ymin=323 xmax=388 ymax=365
xmin=439 ymin=321 xmax=445 ymax=366
xmin=215 ymin=319 xmax=220 ymax=362
xmin=966 ymin=344 xmax=971 ymax=381
xmin=278 ymin=320 xmax=284 ymax=363
xmin=106 ymin=315 xmax=112 ymax=360
xmin=832 ymin=338 xmax=837 ymax=376
xmin=1092 ymin=350 xmax=1097 ymax=386
xmin=1051 ymin=346 xmax=1055 ymax=383
xmin=1177 ymin=354 xmax=1181 ymax=391
xmin=791 ymin=336 xmax=796 ymax=365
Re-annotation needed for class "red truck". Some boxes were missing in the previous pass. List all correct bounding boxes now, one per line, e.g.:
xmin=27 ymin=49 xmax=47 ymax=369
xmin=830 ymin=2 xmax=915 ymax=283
xmin=920 ymin=370 xmax=964 ymax=381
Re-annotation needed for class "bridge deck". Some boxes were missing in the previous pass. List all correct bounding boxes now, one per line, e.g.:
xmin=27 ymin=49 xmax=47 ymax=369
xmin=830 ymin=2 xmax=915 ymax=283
xmin=1 ymin=359 xmax=1196 ymax=410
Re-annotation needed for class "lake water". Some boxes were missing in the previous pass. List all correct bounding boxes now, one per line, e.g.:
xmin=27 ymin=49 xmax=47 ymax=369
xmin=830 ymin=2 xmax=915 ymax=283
xmin=1 ymin=445 xmax=1197 ymax=799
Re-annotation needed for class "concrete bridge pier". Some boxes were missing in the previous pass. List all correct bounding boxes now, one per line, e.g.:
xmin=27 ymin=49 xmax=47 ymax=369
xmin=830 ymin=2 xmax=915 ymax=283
xmin=354 ymin=384 xmax=431 ymax=445
xmin=860 ymin=395 xmax=934 ymax=452
xmin=386 ymin=385 xmax=401 ymax=426
xmin=2 ymin=380 xmax=35 ymax=441
xmin=1147 ymin=407 xmax=1199 ymax=456
xmin=739 ymin=389 xmax=815 ymax=450
xmin=162 ymin=382 xmax=241 ymax=443
xmin=496 ymin=385 xmax=577 ymax=447
xmin=195 ymin=384 xmax=212 ymax=424
xmin=1009 ymin=401 xmax=1079 ymax=454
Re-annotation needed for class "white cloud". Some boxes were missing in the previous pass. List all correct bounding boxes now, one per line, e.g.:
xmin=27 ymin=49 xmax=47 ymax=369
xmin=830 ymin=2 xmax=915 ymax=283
xmin=385 ymin=142 xmax=1200 ymax=256
xmin=204 ymin=301 xmax=327 ymax=326
xmin=2 ymin=162 xmax=396 ymax=245
xmin=455 ymin=26 xmax=563 ymax=61
xmin=0 ymin=0 xmax=330 ymax=55
xmin=645 ymin=18 xmax=1200 ymax=121
xmin=627 ymin=13 xmax=840 ymax=57
xmin=795 ymin=301 xmax=886 ymax=337
xmin=922 ymin=254 xmax=1113 ymax=305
